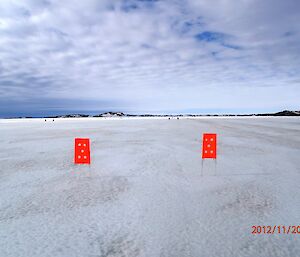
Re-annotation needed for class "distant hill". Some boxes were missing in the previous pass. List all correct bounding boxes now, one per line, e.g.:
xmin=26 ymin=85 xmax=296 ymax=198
xmin=43 ymin=110 xmax=300 ymax=118
xmin=255 ymin=110 xmax=300 ymax=116
xmin=93 ymin=112 xmax=125 ymax=117
xmin=4 ymin=110 xmax=300 ymax=119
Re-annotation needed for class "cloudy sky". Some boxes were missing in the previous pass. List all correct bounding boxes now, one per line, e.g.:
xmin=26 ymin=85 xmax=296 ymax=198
xmin=0 ymin=0 xmax=299 ymax=117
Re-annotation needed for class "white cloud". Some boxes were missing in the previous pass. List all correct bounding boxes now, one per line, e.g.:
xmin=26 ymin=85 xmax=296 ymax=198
xmin=0 ymin=0 xmax=299 ymax=116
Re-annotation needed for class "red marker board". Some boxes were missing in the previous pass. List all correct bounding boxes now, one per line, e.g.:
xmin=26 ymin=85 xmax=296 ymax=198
xmin=202 ymin=133 xmax=217 ymax=159
xmin=74 ymin=138 xmax=90 ymax=164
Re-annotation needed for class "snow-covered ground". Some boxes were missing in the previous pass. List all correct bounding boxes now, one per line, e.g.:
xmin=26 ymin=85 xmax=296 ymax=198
xmin=0 ymin=117 xmax=299 ymax=257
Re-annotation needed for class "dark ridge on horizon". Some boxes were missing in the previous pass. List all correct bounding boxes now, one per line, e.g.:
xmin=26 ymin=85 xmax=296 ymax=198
xmin=2 ymin=110 xmax=300 ymax=119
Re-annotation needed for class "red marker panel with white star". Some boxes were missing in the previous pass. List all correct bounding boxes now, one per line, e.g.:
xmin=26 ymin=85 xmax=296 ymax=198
xmin=202 ymin=133 xmax=217 ymax=159
xmin=74 ymin=138 xmax=91 ymax=164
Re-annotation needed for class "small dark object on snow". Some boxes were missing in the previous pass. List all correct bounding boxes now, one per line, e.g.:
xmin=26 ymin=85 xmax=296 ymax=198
xmin=177 ymin=117 xmax=179 ymax=120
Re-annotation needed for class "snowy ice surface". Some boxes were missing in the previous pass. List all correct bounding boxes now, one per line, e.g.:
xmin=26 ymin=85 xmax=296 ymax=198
xmin=0 ymin=117 xmax=300 ymax=257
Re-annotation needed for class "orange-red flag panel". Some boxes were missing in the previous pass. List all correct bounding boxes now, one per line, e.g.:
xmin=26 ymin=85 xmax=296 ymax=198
xmin=74 ymin=138 xmax=91 ymax=164
xmin=202 ymin=133 xmax=217 ymax=159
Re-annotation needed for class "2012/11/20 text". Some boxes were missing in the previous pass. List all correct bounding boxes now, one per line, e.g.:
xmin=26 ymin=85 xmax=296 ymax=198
xmin=252 ymin=225 xmax=300 ymax=234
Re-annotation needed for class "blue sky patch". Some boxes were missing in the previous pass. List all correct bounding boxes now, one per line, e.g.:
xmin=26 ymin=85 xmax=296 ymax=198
xmin=195 ymin=31 xmax=227 ymax=42
xmin=195 ymin=31 xmax=241 ymax=50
